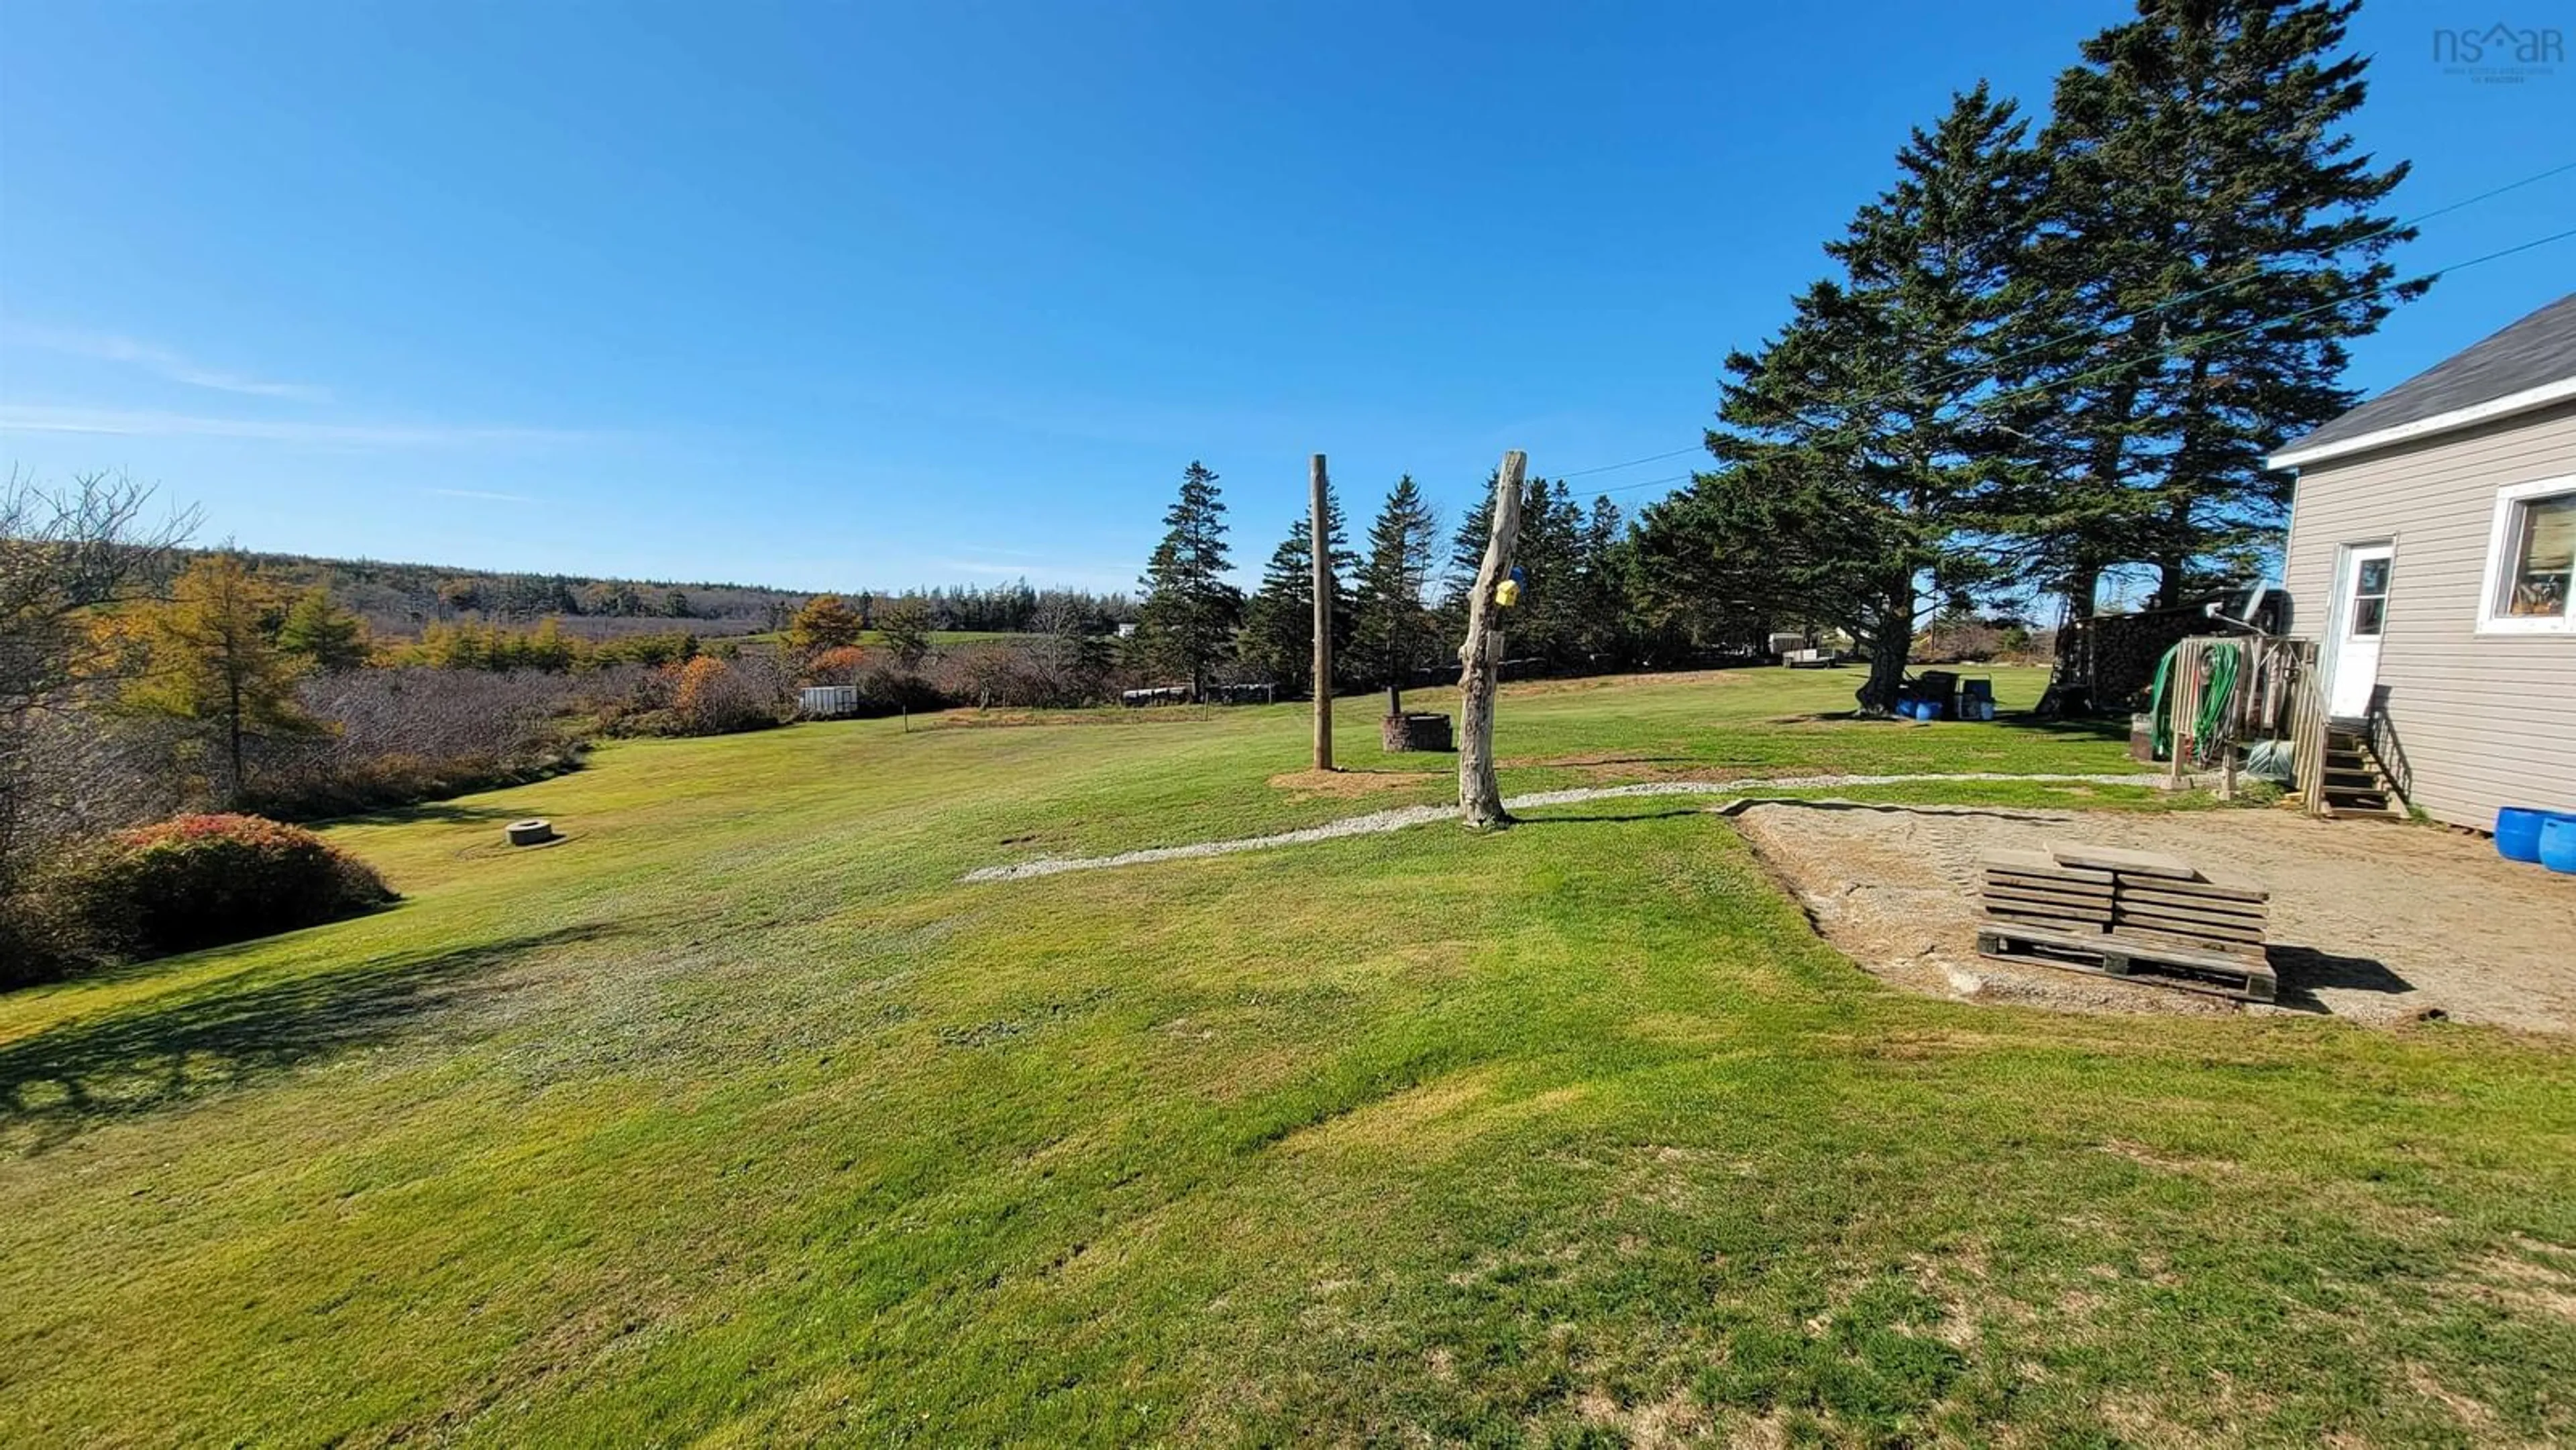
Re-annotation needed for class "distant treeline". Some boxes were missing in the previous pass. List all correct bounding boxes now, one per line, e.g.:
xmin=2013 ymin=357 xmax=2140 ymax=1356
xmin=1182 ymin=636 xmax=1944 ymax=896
xmin=220 ymin=550 xmax=1136 ymax=641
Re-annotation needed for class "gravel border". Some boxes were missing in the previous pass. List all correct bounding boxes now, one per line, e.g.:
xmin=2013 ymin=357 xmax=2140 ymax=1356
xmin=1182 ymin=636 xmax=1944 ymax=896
xmin=959 ymin=772 xmax=2190 ymax=883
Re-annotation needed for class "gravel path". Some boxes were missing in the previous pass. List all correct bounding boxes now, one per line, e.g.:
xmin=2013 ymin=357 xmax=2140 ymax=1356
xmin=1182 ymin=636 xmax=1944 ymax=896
xmin=959 ymin=772 xmax=2184 ymax=883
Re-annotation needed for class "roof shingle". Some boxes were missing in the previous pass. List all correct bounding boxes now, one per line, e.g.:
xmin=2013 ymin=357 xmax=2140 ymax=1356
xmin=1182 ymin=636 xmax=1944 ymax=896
xmin=2279 ymin=291 xmax=2576 ymax=459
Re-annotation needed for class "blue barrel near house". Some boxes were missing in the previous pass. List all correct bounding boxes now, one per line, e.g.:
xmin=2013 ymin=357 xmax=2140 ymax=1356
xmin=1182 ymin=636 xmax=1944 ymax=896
xmin=2496 ymin=806 xmax=2571 ymax=863
xmin=2542 ymin=818 xmax=2576 ymax=876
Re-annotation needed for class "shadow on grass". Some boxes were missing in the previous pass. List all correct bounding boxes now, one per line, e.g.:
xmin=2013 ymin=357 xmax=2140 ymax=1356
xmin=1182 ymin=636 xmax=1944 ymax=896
xmin=1766 ymin=710 xmax=2135 ymax=744
xmin=1513 ymin=807 xmax=1710 ymax=825
xmin=1502 ymin=755 xmax=1699 ymax=768
xmin=2006 ymin=714 xmax=2133 ymax=743
xmin=1710 ymin=799 xmax=2076 ymax=824
xmin=2265 ymin=945 xmax=2416 ymax=1015
xmin=328 ymin=801 xmax=531 ymax=828
xmin=0 ymin=922 xmax=623 ymax=1154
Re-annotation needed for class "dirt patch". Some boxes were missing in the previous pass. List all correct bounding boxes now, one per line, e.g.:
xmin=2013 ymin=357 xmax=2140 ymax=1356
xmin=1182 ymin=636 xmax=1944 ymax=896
xmin=1733 ymin=803 xmax=2576 ymax=1033
xmin=1570 ymin=1385 xmax=1709 ymax=1445
xmin=1265 ymin=768 xmax=1442 ymax=800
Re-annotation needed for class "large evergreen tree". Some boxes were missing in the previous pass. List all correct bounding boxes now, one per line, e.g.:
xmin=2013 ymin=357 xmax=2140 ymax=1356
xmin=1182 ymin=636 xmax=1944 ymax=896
xmin=1134 ymin=461 xmax=1241 ymax=700
xmin=1642 ymin=87 xmax=2040 ymax=712
xmin=1236 ymin=485 xmax=1354 ymax=698
xmin=1566 ymin=496 xmax=1633 ymax=667
xmin=1352 ymin=475 xmax=1441 ymax=693
xmin=2024 ymin=0 xmax=2416 ymax=612
xmin=1507 ymin=480 xmax=1591 ymax=669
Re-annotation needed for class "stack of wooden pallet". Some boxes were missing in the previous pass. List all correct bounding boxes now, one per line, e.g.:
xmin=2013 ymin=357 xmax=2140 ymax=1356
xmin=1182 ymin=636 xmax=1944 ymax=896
xmin=1976 ymin=843 xmax=2275 ymax=1002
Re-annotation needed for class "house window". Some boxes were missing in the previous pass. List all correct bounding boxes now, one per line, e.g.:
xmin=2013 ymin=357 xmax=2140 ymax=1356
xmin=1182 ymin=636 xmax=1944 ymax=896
xmin=2479 ymin=476 xmax=2576 ymax=633
xmin=2351 ymin=555 xmax=2391 ymax=635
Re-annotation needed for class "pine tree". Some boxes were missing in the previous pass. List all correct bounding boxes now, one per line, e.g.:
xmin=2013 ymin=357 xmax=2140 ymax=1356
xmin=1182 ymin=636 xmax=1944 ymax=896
xmin=1644 ymin=87 xmax=2039 ymax=713
xmin=275 ymin=587 xmax=371 ymax=671
xmin=1509 ymin=479 xmax=1591 ymax=669
xmin=2029 ymin=0 xmax=2416 ymax=610
xmin=1236 ymin=485 xmax=1353 ymax=698
xmin=1444 ymin=486 xmax=1499 ymax=610
xmin=1568 ymin=496 xmax=1632 ymax=666
xmin=876 ymin=597 xmax=934 ymax=669
xmin=1134 ymin=461 xmax=1241 ymax=700
xmin=1352 ymin=475 xmax=1441 ymax=695
xmin=121 ymin=554 xmax=319 ymax=802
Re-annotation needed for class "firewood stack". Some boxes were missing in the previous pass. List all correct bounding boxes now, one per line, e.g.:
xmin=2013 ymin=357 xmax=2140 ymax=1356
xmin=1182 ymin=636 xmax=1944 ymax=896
xmin=1978 ymin=844 xmax=2270 ymax=967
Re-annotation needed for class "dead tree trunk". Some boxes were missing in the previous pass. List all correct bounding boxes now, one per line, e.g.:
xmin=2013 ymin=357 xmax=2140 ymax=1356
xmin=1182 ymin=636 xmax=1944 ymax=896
xmin=1456 ymin=451 xmax=1525 ymax=827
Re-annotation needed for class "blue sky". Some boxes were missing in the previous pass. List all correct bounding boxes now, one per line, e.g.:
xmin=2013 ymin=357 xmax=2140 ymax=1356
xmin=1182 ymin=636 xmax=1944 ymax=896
xmin=3 ymin=1 xmax=2570 ymax=595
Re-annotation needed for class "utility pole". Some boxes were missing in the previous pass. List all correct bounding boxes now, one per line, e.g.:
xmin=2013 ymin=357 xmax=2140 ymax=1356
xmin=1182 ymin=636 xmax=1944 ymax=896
xmin=1457 ymin=450 xmax=1524 ymax=827
xmin=1310 ymin=453 xmax=1334 ymax=771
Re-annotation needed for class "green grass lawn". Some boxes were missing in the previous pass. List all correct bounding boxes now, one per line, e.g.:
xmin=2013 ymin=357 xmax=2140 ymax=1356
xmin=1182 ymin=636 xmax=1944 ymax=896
xmin=5 ymin=667 xmax=2571 ymax=1445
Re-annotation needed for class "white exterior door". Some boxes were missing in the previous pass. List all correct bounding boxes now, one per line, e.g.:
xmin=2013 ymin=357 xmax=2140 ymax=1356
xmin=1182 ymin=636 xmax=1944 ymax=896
xmin=2327 ymin=543 xmax=2394 ymax=718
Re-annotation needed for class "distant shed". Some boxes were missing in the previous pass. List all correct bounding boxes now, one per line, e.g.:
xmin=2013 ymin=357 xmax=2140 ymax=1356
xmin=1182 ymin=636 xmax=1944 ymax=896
xmin=799 ymin=685 xmax=861 ymax=718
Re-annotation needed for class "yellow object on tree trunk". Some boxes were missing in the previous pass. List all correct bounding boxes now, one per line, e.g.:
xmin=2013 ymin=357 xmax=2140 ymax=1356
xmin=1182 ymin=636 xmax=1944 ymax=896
xmin=1495 ymin=579 xmax=1521 ymax=608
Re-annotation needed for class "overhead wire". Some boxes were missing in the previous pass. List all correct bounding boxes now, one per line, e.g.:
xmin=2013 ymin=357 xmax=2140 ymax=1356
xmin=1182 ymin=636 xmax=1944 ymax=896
xmin=1533 ymin=212 xmax=2576 ymax=508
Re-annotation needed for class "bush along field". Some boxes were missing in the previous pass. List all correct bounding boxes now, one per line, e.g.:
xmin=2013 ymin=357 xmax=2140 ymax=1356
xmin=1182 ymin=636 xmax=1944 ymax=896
xmin=3 ymin=668 xmax=2572 ymax=1446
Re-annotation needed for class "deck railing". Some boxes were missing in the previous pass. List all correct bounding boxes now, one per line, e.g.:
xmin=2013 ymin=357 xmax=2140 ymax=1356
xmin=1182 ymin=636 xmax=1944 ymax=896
xmin=2165 ymin=634 xmax=2328 ymax=815
xmin=2285 ymin=644 xmax=2330 ymax=817
xmin=2363 ymin=694 xmax=2414 ymax=805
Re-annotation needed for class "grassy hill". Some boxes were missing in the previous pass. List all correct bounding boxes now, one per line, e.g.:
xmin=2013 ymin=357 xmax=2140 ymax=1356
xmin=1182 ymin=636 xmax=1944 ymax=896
xmin=3 ymin=667 xmax=2571 ymax=1444
xmin=221 ymin=550 xmax=1132 ymax=643
xmin=229 ymin=548 xmax=809 ymax=640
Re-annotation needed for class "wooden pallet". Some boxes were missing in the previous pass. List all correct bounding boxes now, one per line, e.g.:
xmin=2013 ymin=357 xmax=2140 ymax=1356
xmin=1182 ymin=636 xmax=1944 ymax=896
xmin=1982 ymin=845 xmax=2272 ymax=952
xmin=1976 ymin=922 xmax=2277 ymax=1003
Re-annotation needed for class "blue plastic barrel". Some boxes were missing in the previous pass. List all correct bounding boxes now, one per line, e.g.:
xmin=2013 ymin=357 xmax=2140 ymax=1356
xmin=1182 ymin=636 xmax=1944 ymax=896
xmin=2543 ymin=818 xmax=2576 ymax=876
xmin=2498 ymin=807 xmax=2563 ymax=862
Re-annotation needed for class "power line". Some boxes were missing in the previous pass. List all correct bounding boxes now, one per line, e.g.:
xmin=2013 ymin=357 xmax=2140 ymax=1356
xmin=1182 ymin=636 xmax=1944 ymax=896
xmin=1908 ymin=156 xmax=2576 ymax=398
xmin=1569 ymin=471 xmax=1695 ymax=501
xmin=1526 ymin=158 xmax=2576 ymax=500
xmin=1556 ymin=445 xmax=1706 ymax=479
xmin=1947 ymin=223 xmax=2576 ymax=425
xmin=1535 ymin=220 xmax=2576 ymax=509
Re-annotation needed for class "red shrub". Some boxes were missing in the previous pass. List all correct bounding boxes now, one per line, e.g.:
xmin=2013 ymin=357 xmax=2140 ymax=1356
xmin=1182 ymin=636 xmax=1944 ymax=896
xmin=804 ymin=645 xmax=870 ymax=685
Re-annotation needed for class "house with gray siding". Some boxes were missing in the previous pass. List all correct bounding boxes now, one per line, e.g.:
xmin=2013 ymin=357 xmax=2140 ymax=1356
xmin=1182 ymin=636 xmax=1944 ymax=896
xmin=2269 ymin=292 xmax=2576 ymax=831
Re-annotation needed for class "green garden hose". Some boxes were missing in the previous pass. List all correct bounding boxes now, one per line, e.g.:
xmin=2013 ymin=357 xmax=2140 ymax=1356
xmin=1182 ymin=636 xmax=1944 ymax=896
xmin=2149 ymin=640 xmax=2243 ymax=765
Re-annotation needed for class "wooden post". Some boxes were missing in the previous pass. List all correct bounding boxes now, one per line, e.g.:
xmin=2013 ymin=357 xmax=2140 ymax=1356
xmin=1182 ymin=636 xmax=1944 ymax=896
xmin=1456 ymin=451 xmax=1525 ymax=827
xmin=1311 ymin=454 xmax=1334 ymax=771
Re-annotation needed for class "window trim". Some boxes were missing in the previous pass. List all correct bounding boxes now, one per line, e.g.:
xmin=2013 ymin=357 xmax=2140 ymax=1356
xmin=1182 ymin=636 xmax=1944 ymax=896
xmin=2475 ymin=475 xmax=2576 ymax=635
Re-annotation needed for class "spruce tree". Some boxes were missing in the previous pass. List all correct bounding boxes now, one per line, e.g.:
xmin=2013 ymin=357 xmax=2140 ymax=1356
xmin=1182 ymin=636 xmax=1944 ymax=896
xmin=1652 ymin=86 xmax=2039 ymax=712
xmin=1352 ymin=475 xmax=1441 ymax=695
xmin=1134 ymin=461 xmax=1242 ymax=700
xmin=2030 ymin=0 xmax=2416 ymax=609
xmin=1444 ymin=484 xmax=1499 ymax=612
xmin=1236 ymin=486 xmax=1353 ymax=698
xmin=1508 ymin=480 xmax=1589 ymax=669
xmin=276 ymin=587 xmax=371 ymax=671
xmin=1569 ymin=496 xmax=1631 ymax=666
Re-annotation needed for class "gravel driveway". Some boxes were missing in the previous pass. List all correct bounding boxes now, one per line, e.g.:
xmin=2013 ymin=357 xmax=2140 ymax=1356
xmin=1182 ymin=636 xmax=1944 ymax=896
xmin=1733 ymin=801 xmax=2576 ymax=1032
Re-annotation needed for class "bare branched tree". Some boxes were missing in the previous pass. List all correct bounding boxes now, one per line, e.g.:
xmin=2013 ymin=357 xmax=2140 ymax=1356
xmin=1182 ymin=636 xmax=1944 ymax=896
xmin=0 ymin=469 xmax=198 ymax=888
